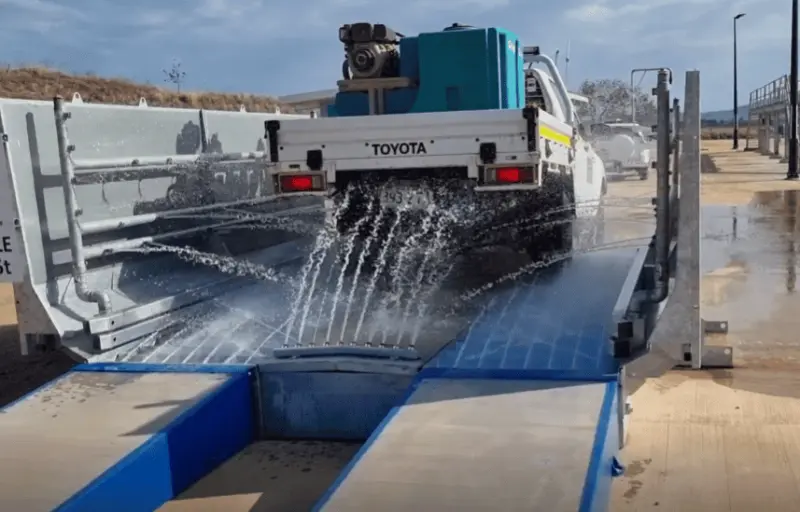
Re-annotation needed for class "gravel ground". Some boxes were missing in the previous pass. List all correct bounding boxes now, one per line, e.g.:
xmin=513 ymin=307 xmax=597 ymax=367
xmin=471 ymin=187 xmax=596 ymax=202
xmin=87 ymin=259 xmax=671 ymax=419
xmin=0 ymin=288 xmax=74 ymax=407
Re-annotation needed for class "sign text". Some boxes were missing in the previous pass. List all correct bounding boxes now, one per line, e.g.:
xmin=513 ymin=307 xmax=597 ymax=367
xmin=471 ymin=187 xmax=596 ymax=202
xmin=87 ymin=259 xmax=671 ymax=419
xmin=371 ymin=141 xmax=428 ymax=156
xmin=0 ymin=236 xmax=13 ymax=276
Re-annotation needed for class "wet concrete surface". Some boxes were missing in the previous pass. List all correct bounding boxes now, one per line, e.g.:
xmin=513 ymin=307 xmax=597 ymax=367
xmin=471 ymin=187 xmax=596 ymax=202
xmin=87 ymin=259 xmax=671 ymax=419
xmin=702 ymin=190 xmax=800 ymax=369
xmin=612 ymin=140 xmax=800 ymax=512
xmin=692 ymin=142 xmax=800 ymax=371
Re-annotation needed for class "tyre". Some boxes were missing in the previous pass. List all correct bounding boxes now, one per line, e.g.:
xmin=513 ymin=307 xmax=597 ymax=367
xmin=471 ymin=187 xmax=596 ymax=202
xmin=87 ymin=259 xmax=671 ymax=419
xmin=525 ymin=174 xmax=575 ymax=263
xmin=333 ymin=192 xmax=405 ymax=285
xmin=607 ymin=162 xmax=623 ymax=182
xmin=638 ymin=169 xmax=648 ymax=180
xmin=165 ymin=184 xmax=182 ymax=206
xmin=331 ymin=191 xmax=371 ymax=238
xmin=331 ymin=194 xmax=380 ymax=278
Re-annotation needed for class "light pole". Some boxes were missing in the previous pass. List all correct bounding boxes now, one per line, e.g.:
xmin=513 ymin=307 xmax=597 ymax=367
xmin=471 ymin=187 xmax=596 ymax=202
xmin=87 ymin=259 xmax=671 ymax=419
xmin=789 ymin=0 xmax=799 ymax=179
xmin=733 ymin=13 xmax=745 ymax=149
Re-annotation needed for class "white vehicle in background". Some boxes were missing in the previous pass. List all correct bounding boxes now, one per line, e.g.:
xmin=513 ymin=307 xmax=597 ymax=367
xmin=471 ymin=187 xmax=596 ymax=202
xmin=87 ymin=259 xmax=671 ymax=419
xmin=589 ymin=122 xmax=653 ymax=180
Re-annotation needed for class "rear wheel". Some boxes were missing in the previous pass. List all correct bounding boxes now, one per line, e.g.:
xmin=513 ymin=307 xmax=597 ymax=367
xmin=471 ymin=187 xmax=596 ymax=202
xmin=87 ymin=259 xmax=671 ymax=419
xmin=329 ymin=192 xmax=379 ymax=277
xmin=331 ymin=190 xmax=413 ymax=286
xmin=638 ymin=169 xmax=648 ymax=180
xmin=525 ymin=174 xmax=575 ymax=263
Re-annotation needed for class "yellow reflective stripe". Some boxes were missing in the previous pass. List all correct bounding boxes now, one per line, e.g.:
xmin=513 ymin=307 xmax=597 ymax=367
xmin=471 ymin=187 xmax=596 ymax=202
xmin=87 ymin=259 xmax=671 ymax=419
xmin=538 ymin=125 xmax=572 ymax=146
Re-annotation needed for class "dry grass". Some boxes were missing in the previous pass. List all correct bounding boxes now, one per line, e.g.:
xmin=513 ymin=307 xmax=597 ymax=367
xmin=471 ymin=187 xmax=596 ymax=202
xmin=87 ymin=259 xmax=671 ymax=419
xmin=702 ymin=123 xmax=753 ymax=140
xmin=0 ymin=66 xmax=287 ymax=112
xmin=0 ymin=67 xmax=751 ymax=128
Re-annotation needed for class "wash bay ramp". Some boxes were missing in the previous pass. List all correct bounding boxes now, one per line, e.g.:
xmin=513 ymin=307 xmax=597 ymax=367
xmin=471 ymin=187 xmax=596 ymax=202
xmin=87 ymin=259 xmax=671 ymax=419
xmin=311 ymin=246 xmax=638 ymax=512
xmin=0 ymin=245 xmax=641 ymax=512
xmin=0 ymin=69 xmax=708 ymax=511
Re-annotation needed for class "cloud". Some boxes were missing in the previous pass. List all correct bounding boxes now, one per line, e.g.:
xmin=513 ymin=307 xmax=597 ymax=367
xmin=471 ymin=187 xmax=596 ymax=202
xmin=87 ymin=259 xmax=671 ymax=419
xmin=0 ymin=0 xmax=79 ymax=16
xmin=0 ymin=0 xmax=791 ymax=110
xmin=556 ymin=0 xmax=791 ymax=111
xmin=564 ymin=0 xmax=786 ymax=52
xmin=565 ymin=0 xmax=721 ymax=23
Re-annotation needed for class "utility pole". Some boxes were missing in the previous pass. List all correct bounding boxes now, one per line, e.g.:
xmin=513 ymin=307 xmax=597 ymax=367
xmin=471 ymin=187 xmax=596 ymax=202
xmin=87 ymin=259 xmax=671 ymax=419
xmin=733 ymin=13 xmax=746 ymax=149
xmin=789 ymin=0 xmax=799 ymax=179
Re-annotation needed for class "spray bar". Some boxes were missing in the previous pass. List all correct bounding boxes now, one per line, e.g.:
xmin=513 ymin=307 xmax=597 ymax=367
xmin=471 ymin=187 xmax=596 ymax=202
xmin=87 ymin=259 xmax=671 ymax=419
xmin=70 ymin=151 xmax=267 ymax=171
xmin=80 ymin=197 xmax=321 ymax=235
xmin=81 ymin=204 xmax=320 ymax=260
xmin=54 ymin=96 xmax=112 ymax=314
xmin=83 ymin=218 xmax=251 ymax=260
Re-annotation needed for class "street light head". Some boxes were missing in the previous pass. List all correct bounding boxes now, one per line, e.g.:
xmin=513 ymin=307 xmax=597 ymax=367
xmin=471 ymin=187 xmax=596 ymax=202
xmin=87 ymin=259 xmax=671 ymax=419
xmin=735 ymin=13 xmax=746 ymax=19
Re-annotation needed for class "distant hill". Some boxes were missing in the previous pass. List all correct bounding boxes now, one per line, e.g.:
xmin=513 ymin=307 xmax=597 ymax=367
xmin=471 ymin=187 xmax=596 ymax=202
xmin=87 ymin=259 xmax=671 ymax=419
xmin=0 ymin=66 xmax=285 ymax=112
xmin=701 ymin=105 xmax=749 ymax=123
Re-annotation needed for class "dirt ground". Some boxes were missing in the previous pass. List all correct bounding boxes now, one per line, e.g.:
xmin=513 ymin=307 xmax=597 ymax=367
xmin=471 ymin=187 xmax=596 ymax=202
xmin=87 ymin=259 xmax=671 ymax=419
xmin=0 ymin=288 xmax=73 ymax=407
xmin=0 ymin=67 xmax=283 ymax=111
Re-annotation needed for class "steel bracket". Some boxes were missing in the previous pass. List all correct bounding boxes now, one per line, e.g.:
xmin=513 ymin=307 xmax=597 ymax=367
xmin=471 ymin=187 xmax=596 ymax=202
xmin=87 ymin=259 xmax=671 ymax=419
xmin=702 ymin=319 xmax=729 ymax=334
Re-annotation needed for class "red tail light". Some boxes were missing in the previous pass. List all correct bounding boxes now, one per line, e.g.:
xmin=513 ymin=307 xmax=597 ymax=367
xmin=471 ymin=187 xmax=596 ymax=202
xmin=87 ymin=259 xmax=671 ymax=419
xmin=496 ymin=167 xmax=521 ymax=183
xmin=482 ymin=166 xmax=535 ymax=185
xmin=277 ymin=172 xmax=325 ymax=193
xmin=282 ymin=175 xmax=313 ymax=191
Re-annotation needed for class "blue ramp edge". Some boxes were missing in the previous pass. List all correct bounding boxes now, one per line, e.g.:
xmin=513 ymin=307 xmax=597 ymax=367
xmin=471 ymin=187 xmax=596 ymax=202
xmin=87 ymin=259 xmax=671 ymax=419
xmin=580 ymin=380 xmax=619 ymax=512
xmin=424 ymin=248 xmax=640 ymax=379
xmin=313 ymin=377 xmax=621 ymax=512
xmin=51 ymin=363 xmax=255 ymax=512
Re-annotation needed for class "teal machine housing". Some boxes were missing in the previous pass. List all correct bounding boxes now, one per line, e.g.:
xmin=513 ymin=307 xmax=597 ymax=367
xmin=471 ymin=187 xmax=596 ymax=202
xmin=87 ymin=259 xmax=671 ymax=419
xmin=328 ymin=24 xmax=525 ymax=116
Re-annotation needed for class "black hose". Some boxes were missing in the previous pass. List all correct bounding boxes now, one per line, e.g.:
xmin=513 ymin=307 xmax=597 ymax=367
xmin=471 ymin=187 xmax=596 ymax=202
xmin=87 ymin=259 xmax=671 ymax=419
xmin=341 ymin=59 xmax=352 ymax=81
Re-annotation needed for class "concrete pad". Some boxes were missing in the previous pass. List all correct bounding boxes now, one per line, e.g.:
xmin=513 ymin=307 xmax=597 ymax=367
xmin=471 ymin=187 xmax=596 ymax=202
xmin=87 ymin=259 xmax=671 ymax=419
xmin=702 ymin=141 xmax=800 ymax=205
xmin=611 ymin=371 xmax=800 ymax=512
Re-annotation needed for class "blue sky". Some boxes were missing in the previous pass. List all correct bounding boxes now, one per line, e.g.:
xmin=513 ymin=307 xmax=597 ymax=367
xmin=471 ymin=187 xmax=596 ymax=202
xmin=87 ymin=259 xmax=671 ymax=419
xmin=0 ymin=0 xmax=790 ymax=111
